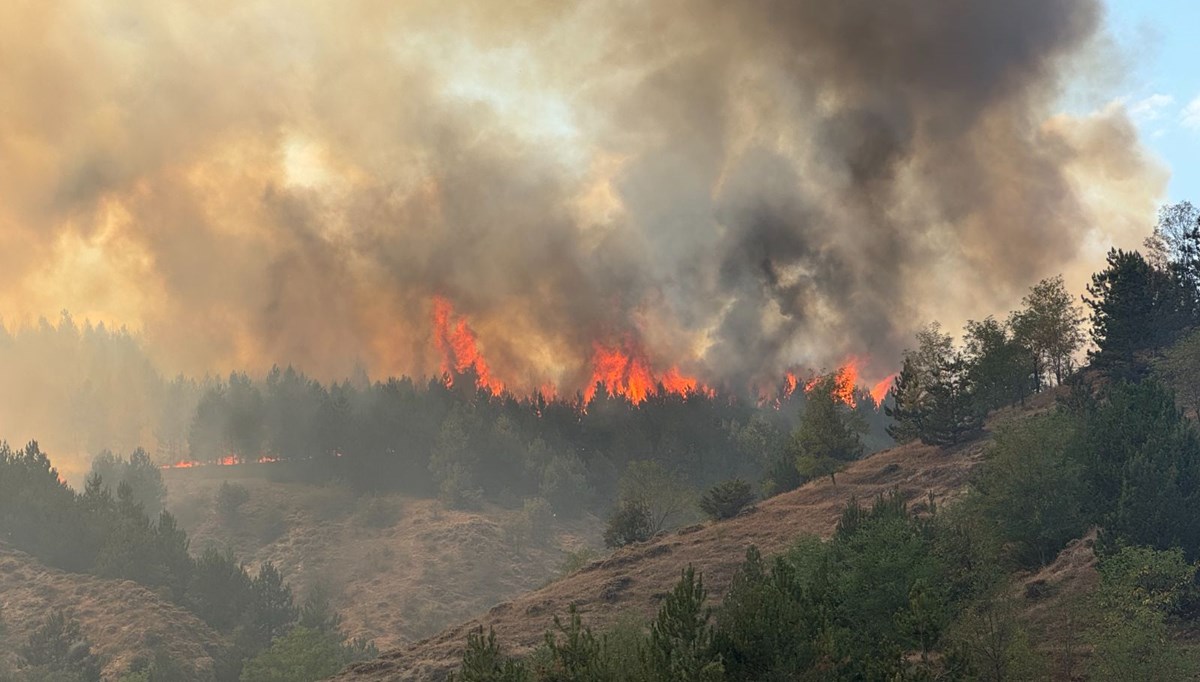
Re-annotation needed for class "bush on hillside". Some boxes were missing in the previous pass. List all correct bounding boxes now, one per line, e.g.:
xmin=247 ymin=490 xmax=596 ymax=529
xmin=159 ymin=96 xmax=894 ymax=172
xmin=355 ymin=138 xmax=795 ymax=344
xmin=603 ymin=501 xmax=654 ymax=548
xmin=215 ymin=481 xmax=250 ymax=521
xmin=699 ymin=479 xmax=755 ymax=521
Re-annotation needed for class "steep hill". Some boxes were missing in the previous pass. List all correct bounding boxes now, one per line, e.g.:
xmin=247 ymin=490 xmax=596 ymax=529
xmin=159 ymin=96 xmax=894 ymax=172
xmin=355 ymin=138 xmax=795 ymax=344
xmin=334 ymin=435 xmax=989 ymax=681
xmin=164 ymin=472 xmax=601 ymax=652
xmin=0 ymin=544 xmax=226 ymax=680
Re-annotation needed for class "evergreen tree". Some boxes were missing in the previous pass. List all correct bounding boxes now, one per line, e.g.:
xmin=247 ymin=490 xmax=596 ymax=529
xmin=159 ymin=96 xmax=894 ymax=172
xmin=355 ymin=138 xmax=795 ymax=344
xmin=1085 ymin=249 xmax=1187 ymax=375
xmin=641 ymin=566 xmax=723 ymax=682
xmin=793 ymin=375 xmax=865 ymax=484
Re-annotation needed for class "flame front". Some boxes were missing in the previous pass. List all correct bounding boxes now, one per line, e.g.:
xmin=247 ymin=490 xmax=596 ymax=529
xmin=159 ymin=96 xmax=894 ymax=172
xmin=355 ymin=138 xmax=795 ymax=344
xmin=432 ymin=296 xmax=504 ymax=396
xmin=582 ymin=342 xmax=709 ymax=405
xmin=430 ymin=295 xmax=888 ymax=409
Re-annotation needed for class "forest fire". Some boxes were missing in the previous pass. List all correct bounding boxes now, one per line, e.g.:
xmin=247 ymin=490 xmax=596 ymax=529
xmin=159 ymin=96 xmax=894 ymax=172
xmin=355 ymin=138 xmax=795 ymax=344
xmin=431 ymin=296 xmax=890 ymax=409
xmin=432 ymin=296 xmax=505 ymax=396
xmin=581 ymin=342 xmax=712 ymax=405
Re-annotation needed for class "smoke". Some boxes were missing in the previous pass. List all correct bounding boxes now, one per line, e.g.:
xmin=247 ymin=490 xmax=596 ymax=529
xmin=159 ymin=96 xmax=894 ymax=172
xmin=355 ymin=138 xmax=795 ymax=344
xmin=0 ymin=0 xmax=1168 ymax=397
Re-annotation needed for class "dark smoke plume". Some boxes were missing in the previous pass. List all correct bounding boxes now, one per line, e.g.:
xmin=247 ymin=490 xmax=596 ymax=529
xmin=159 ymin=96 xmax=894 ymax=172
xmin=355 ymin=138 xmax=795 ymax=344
xmin=0 ymin=0 xmax=1167 ymax=404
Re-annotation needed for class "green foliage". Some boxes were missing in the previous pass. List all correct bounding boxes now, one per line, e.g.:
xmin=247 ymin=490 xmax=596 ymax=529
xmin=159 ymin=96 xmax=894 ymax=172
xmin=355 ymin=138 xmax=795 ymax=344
xmin=641 ymin=566 xmax=722 ymax=682
xmin=245 ymin=562 xmax=298 ymax=651
xmin=1085 ymin=248 xmax=1190 ymax=374
xmin=19 ymin=610 xmax=102 ymax=682
xmin=1009 ymin=275 xmax=1086 ymax=388
xmin=452 ymin=627 xmax=529 ymax=682
xmin=885 ymin=324 xmax=982 ymax=446
xmin=539 ymin=454 xmax=591 ymax=519
xmin=962 ymin=317 xmax=1036 ymax=410
xmin=531 ymin=606 xmax=614 ymax=681
xmin=603 ymin=501 xmax=653 ymax=548
xmin=792 ymin=376 xmax=864 ymax=484
xmin=1074 ymin=380 xmax=1200 ymax=559
xmin=1085 ymin=547 xmax=1200 ymax=681
xmin=617 ymin=461 xmax=695 ymax=534
xmin=967 ymin=412 xmax=1088 ymax=567
xmin=942 ymin=596 xmax=1044 ymax=682
xmin=89 ymin=448 xmax=168 ymax=518
xmin=215 ymin=482 xmax=250 ymax=521
xmin=238 ymin=627 xmax=347 ymax=682
xmin=556 ymin=547 xmax=599 ymax=578
xmin=698 ymin=479 xmax=755 ymax=521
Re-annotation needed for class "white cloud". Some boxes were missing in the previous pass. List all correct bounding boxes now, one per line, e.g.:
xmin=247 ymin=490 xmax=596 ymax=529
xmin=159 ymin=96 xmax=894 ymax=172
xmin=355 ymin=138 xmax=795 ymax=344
xmin=1184 ymin=95 xmax=1200 ymax=131
xmin=1129 ymin=93 xmax=1174 ymax=121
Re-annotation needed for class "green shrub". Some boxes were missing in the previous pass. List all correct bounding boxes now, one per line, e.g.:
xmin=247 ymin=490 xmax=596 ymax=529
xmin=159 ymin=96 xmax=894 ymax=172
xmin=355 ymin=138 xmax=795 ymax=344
xmin=603 ymin=501 xmax=653 ymax=548
xmin=698 ymin=479 xmax=755 ymax=521
xmin=239 ymin=626 xmax=347 ymax=682
xmin=215 ymin=482 xmax=250 ymax=521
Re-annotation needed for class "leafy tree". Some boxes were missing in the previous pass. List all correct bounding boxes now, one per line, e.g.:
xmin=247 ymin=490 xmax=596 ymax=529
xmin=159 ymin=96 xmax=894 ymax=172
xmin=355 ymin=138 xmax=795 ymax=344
xmin=1009 ymin=276 xmax=1085 ymax=388
xmin=641 ymin=567 xmax=723 ymax=682
xmin=1154 ymin=326 xmax=1200 ymax=414
xmin=962 ymin=317 xmax=1036 ymax=410
xmin=239 ymin=626 xmax=347 ymax=682
xmin=539 ymin=453 xmax=590 ymax=518
xmin=886 ymin=323 xmax=980 ymax=445
xmin=792 ymin=375 xmax=864 ymax=484
xmin=603 ymin=500 xmax=654 ymax=548
xmin=187 ymin=548 xmax=253 ymax=631
xmin=967 ymin=412 xmax=1087 ymax=567
xmin=698 ymin=479 xmax=755 ymax=521
xmin=617 ymin=461 xmax=694 ymax=534
xmin=1085 ymin=546 xmax=1199 ymax=681
xmin=215 ymin=482 xmax=250 ymax=522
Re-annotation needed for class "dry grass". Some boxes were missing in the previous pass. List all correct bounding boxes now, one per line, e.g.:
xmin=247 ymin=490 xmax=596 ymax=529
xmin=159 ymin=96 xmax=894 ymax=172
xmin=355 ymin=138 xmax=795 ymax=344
xmin=333 ymin=436 xmax=990 ymax=681
xmin=0 ymin=544 xmax=225 ymax=680
xmin=164 ymin=474 xmax=602 ymax=652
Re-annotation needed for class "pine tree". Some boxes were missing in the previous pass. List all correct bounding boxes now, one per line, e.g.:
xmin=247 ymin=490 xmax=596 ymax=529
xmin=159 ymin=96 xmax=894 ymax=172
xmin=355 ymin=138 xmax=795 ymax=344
xmin=794 ymin=375 xmax=865 ymax=484
xmin=641 ymin=566 xmax=723 ymax=681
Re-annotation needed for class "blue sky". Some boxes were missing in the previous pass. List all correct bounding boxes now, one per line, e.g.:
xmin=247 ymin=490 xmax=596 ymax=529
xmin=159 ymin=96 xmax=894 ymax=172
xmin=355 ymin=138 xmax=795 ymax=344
xmin=1104 ymin=0 xmax=1200 ymax=201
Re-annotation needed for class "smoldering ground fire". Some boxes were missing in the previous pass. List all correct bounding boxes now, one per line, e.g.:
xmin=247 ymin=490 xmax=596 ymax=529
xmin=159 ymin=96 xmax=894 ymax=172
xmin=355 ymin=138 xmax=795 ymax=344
xmin=0 ymin=0 xmax=1167 ymax=439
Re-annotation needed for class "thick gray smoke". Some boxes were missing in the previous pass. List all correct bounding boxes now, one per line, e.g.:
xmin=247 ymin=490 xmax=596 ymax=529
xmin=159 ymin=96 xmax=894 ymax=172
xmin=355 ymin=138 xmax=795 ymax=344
xmin=0 ymin=0 xmax=1167 ymax=398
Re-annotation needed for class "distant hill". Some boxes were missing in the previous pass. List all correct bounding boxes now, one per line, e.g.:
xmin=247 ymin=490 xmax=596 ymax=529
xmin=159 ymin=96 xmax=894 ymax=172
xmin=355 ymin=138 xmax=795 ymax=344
xmin=0 ymin=543 xmax=226 ymax=680
xmin=164 ymin=470 xmax=602 ymax=653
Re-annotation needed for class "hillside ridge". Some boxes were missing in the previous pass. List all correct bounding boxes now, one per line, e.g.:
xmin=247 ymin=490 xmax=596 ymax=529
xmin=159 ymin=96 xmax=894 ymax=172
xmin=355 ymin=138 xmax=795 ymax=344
xmin=333 ymin=433 xmax=990 ymax=681
xmin=0 ymin=543 xmax=226 ymax=680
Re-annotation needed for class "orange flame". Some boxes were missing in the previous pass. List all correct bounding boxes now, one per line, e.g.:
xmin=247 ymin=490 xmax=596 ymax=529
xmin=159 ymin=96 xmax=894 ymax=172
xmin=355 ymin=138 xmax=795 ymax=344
xmin=870 ymin=374 xmax=897 ymax=405
xmin=432 ymin=296 xmax=504 ymax=396
xmin=805 ymin=361 xmax=860 ymax=407
xmin=582 ymin=342 xmax=709 ymax=405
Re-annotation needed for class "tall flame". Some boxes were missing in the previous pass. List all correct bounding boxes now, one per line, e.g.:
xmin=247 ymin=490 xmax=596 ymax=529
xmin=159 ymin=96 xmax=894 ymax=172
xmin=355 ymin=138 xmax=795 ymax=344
xmin=582 ymin=342 xmax=709 ymax=405
xmin=432 ymin=296 xmax=505 ymax=396
xmin=870 ymin=374 xmax=897 ymax=405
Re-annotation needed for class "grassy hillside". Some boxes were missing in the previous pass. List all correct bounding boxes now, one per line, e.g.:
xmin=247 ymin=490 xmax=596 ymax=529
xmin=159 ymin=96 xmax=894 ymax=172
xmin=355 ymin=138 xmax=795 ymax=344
xmin=332 ymin=434 xmax=991 ymax=681
xmin=0 ymin=544 xmax=226 ymax=680
xmin=163 ymin=471 xmax=602 ymax=652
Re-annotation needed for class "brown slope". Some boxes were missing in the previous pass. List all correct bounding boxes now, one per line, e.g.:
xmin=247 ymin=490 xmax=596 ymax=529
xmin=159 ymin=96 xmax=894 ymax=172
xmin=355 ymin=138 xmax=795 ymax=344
xmin=164 ymin=472 xmax=601 ymax=651
xmin=0 ymin=544 xmax=226 ymax=681
xmin=333 ymin=436 xmax=989 ymax=681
